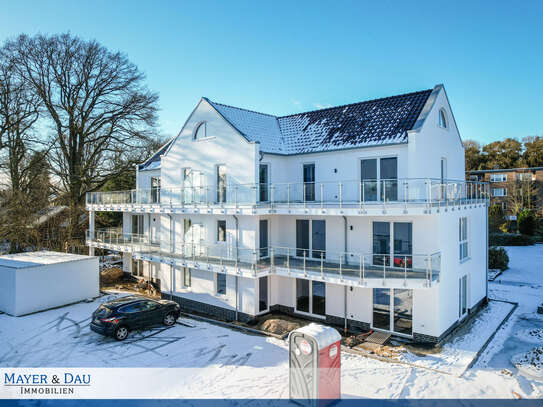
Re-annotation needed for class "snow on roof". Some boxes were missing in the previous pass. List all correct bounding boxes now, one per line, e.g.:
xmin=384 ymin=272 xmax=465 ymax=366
xmin=290 ymin=323 xmax=341 ymax=349
xmin=207 ymin=88 xmax=433 ymax=155
xmin=0 ymin=251 xmax=93 ymax=269
xmin=206 ymin=99 xmax=286 ymax=154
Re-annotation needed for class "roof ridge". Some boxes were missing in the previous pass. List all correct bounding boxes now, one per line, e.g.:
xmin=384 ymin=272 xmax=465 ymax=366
xmin=205 ymin=98 xmax=278 ymax=118
xmin=277 ymin=88 xmax=433 ymax=119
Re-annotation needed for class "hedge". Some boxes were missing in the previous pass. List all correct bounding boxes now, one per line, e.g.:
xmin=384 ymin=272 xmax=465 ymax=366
xmin=489 ymin=233 xmax=536 ymax=246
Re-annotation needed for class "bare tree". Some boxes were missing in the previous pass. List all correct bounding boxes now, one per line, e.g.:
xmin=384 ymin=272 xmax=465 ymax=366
xmin=6 ymin=33 xmax=159 ymax=237
xmin=0 ymin=48 xmax=42 ymax=191
xmin=506 ymin=179 xmax=537 ymax=215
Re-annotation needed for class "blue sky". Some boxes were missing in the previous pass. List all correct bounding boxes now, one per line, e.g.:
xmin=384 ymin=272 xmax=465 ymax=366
xmin=2 ymin=1 xmax=542 ymax=145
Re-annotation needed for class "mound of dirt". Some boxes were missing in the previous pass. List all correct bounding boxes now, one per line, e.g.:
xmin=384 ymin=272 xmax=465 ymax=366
xmin=100 ymin=267 xmax=124 ymax=284
xmin=259 ymin=318 xmax=302 ymax=335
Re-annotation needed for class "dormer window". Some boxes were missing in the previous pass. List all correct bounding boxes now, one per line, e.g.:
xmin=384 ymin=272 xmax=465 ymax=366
xmin=193 ymin=122 xmax=207 ymax=140
xmin=439 ymin=109 xmax=448 ymax=129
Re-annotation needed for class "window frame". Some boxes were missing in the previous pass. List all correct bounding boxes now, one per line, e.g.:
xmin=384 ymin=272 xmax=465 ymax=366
xmin=217 ymin=220 xmax=227 ymax=242
xmin=492 ymin=188 xmax=507 ymax=197
xmin=183 ymin=267 xmax=191 ymax=288
xmin=490 ymin=173 xmax=507 ymax=182
xmin=438 ymin=108 xmax=448 ymax=129
xmin=193 ymin=121 xmax=207 ymax=140
xmin=216 ymin=272 xmax=226 ymax=295
xmin=459 ymin=217 xmax=469 ymax=262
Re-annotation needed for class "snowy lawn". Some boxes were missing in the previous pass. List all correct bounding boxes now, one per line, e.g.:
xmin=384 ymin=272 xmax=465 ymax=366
xmin=1 ymin=245 xmax=543 ymax=398
xmin=398 ymin=299 xmax=515 ymax=376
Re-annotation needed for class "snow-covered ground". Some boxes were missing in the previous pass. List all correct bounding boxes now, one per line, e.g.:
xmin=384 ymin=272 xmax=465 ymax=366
xmin=1 ymin=245 xmax=543 ymax=398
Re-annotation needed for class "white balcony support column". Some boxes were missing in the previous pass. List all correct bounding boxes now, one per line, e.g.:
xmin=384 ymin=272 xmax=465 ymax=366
xmin=89 ymin=210 xmax=95 ymax=256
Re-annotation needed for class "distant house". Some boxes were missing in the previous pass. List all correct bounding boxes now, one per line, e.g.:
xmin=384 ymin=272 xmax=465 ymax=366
xmin=467 ymin=167 xmax=543 ymax=218
xmin=86 ymin=84 xmax=489 ymax=343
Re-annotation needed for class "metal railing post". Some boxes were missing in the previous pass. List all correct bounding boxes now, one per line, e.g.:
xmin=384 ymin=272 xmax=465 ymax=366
xmin=320 ymin=252 xmax=324 ymax=279
xmin=383 ymin=255 xmax=386 ymax=283
xmin=404 ymin=255 xmax=407 ymax=287
xmin=321 ymin=183 xmax=324 ymax=209
xmin=287 ymin=247 xmax=290 ymax=275
xmin=303 ymin=251 xmax=307 ymax=277
xmin=288 ymin=184 xmax=291 ymax=208
xmin=270 ymin=247 xmax=274 ymax=271
xmin=339 ymin=254 xmax=343 ymax=280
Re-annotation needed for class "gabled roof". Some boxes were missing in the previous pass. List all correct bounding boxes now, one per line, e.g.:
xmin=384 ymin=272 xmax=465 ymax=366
xmin=206 ymin=87 xmax=434 ymax=155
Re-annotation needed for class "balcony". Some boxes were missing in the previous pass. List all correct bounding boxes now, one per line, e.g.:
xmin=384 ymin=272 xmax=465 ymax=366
xmin=86 ymin=229 xmax=440 ymax=288
xmin=86 ymin=178 xmax=489 ymax=216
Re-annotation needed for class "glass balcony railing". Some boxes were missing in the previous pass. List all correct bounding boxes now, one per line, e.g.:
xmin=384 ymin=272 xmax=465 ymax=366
xmin=86 ymin=230 xmax=440 ymax=284
xmin=86 ymin=178 xmax=489 ymax=208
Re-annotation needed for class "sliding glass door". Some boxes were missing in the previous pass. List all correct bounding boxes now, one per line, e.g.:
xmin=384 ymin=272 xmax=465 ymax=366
xmin=373 ymin=288 xmax=413 ymax=335
xmin=296 ymin=278 xmax=326 ymax=317
xmin=361 ymin=157 xmax=398 ymax=202
xmin=374 ymin=221 xmax=412 ymax=268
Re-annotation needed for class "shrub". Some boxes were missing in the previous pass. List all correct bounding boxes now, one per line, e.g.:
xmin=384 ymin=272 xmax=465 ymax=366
xmin=489 ymin=233 xmax=536 ymax=246
xmin=518 ymin=209 xmax=536 ymax=235
xmin=489 ymin=246 xmax=509 ymax=271
xmin=489 ymin=205 xmax=506 ymax=233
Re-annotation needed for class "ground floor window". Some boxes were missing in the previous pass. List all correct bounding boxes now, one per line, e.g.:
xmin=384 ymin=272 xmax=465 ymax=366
xmin=372 ymin=288 xmax=413 ymax=335
xmin=183 ymin=267 xmax=191 ymax=288
xmin=459 ymin=275 xmax=467 ymax=318
xmin=216 ymin=273 xmax=226 ymax=295
xmin=296 ymin=278 xmax=325 ymax=316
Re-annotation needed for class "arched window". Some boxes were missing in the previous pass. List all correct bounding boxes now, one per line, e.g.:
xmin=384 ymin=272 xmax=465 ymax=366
xmin=439 ymin=109 xmax=448 ymax=129
xmin=193 ymin=122 xmax=206 ymax=140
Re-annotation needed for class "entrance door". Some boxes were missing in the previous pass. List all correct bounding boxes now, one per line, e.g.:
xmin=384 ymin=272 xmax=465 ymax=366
xmin=311 ymin=281 xmax=326 ymax=316
xmin=259 ymin=219 xmax=268 ymax=258
xmin=311 ymin=220 xmax=326 ymax=259
xmin=296 ymin=220 xmax=310 ymax=257
xmin=372 ymin=288 xmax=391 ymax=330
xmin=259 ymin=276 xmax=268 ymax=312
xmin=303 ymin=163 xmax=315 ymax=202
xmin=296 ymin=278 xmax=310 ymax=313
xmin=259 ymin=164 xmax=269 ymax=202
xmin=380 ymin=157 xmax=398 ymax=201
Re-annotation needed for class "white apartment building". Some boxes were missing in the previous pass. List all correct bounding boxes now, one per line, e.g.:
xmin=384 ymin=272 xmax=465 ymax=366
xmin=86 ymin=84 xmax=489 ymax=342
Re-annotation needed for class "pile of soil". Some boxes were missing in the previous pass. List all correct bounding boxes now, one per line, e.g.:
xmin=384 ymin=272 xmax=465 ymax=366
xmin=343 ymin=333 xmax=371 ymax=348
xmin=255 ymin=314 xmax=306 ymax=335
xmin=355 ymin=342 xmax=406 ymax=358
xmin=100 ymin=267 xmax=124 ymax=284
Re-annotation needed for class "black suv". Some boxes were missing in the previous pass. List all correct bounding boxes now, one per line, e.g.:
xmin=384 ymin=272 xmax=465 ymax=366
xmin=90 ymin=296 xmax=181 ymax=341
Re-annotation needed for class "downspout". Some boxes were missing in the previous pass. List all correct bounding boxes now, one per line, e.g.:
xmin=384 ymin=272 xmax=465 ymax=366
xmin=343 ymin=215 xmax=348 ymax=333
xmin=233 ymin=215 xmax=240 ymax=321
xmin=168 ymin=214 xmax=173 ymax=300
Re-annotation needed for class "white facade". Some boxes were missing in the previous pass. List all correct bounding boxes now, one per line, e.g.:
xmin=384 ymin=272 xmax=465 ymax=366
xmin=86 ymin=85 xmax=489 ymax=342
xmin=0 ymin=251 xmax=99 ymax=316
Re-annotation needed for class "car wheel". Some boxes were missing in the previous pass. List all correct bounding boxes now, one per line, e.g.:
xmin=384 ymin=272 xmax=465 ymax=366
xmin=114 ymin=326 xmax=129 ymax=341
xmin=163 ymin=312 xmax=177 ymax=326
